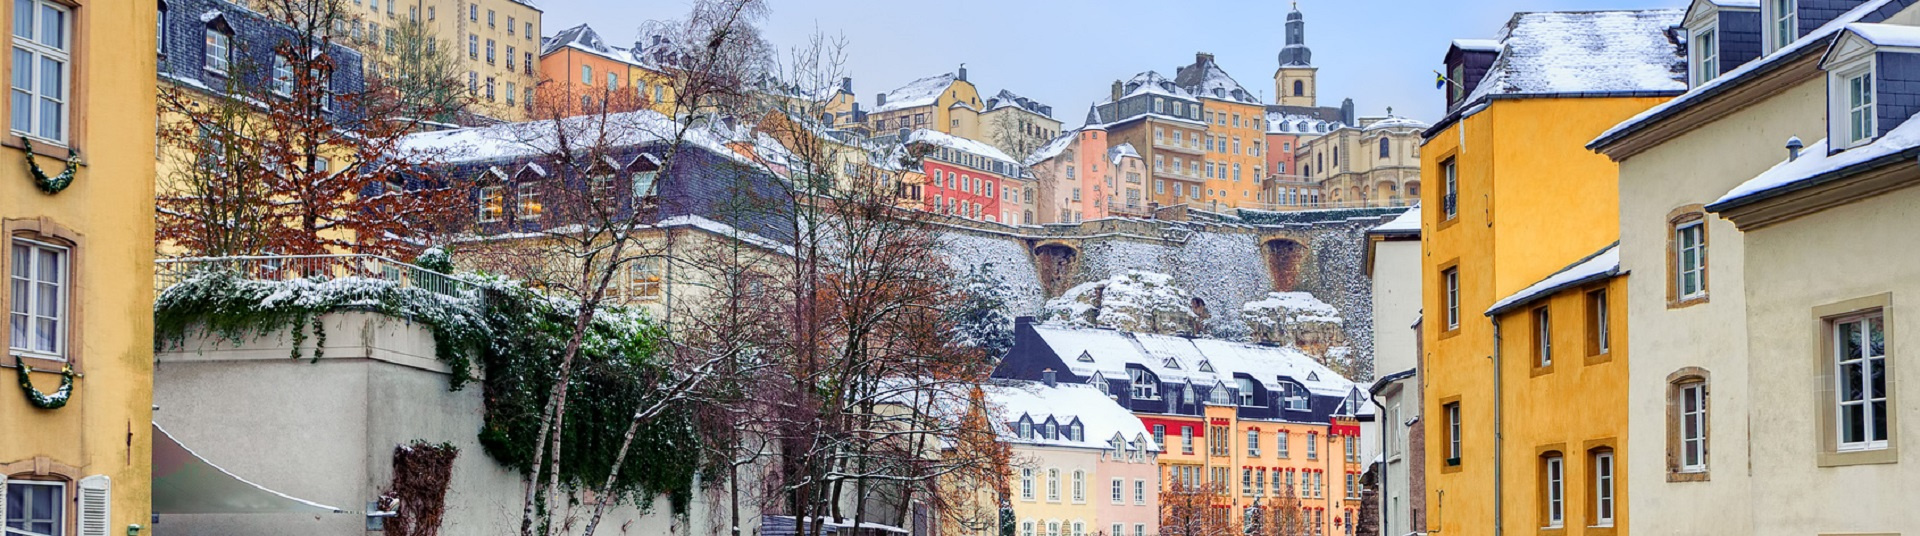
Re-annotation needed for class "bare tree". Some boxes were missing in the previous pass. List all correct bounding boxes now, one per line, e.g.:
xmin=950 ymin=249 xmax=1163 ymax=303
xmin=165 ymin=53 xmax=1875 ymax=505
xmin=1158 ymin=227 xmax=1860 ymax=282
xmin=157 ymin=0 xmax=469 ymax=258
xmin=1159 ymin=481 xmax=1235 ymax=536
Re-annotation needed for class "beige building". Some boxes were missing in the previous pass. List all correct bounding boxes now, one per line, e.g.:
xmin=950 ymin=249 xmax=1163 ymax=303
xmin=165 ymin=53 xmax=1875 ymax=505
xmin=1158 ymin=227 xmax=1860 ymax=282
xmin=340 ymin=0 xmax=542 ymax=122
xmin=966 ymin=89 xmax=1060 ymax=160
xmin=1588 ymin=1 xmax=1920 ymax=534
xmin=868 ymin=67 xmax=980 ymax=143
xmin=1364 ymin=206 xmax=1424 ymax=536
xmin=1297 ymin=116 xmax=1425 ymax=208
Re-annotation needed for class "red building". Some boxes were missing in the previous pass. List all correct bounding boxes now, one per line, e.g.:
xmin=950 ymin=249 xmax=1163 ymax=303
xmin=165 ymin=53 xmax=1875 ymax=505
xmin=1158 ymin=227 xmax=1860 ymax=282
xmin=906 ymin=129 xmax=1023 ymax=223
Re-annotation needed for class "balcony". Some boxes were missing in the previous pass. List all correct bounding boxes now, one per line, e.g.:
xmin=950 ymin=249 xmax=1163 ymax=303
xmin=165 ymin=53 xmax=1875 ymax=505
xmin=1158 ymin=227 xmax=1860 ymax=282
xmin=156 ymin=254 xmax=475 ymax=296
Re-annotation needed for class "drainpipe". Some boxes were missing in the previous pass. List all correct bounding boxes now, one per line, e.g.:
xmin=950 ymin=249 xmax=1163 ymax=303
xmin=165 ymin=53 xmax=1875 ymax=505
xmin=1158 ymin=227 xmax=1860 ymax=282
xmin=1369 ymin=389 xmax=1388 ymax=536
xmin=1490 ymin=318 xmax=1504 ymax=536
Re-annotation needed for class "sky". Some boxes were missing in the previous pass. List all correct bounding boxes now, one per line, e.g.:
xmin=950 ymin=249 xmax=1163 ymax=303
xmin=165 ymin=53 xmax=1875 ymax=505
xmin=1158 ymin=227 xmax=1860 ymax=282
xmin=537 ymin=0 xmax=1682 ymax=126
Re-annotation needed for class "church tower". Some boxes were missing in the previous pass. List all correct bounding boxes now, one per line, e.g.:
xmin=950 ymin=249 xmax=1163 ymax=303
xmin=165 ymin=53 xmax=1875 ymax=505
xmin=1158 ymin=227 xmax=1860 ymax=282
xmin=1274 ymin=4 xmax=1318 ymax=107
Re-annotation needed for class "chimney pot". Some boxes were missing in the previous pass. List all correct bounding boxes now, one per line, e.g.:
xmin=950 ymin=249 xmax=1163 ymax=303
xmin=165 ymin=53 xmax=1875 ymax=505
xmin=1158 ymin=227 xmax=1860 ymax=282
xmin=1042 ymin=369 xmax=1057 ymax=387
xmin=1197 ymin=52 xmax=1214 ymax=65
xmin=1111 ymin=80 xmax=1123 ymax=103
xmin=1787 ymin=136 xmax=1805 ymax=161
xmin=876 ymin=92 xmax=887 ymax=106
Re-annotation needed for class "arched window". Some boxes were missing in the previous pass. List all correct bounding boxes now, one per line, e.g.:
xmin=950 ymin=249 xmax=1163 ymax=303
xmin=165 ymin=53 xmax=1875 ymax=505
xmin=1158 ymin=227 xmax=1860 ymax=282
xmin=1379 ymin=137 xmax=1391 ymax=158
xmin=1293 ymin=80 xmax=1305 ymax=96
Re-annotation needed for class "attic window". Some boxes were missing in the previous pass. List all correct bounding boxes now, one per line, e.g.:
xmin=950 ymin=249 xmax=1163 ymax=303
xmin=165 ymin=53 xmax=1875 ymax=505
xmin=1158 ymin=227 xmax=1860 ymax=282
xmin=1307 ymin=372 xmax=1319 ymax=382
xmin=1164 ymin=358 xmax=1180 ymax=369
xmin=1078 ymin=350 xmax=1095 ymax=362
xmin=1198 ymin=360 xmax=1214 ymax=372
xmin=1831 ymin=58 xmax=1876 ymax=149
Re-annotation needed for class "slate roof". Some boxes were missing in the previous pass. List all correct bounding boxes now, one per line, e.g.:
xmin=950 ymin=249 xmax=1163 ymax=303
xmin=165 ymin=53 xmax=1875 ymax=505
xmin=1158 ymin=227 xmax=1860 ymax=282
xmin=874 ymin=73 xmax=959 ymax=113
xmin=1173 ymin=54 xmax=1262 ymax=104
xmin=1462 ymin=9 xmax=1687 ymax=104
xmin=159 ymin=0 xmax=365 ymax=108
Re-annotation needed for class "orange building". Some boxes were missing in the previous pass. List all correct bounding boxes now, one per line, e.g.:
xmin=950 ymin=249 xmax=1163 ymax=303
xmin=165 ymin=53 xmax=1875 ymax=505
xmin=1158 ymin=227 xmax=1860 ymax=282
xmin=537 ymin=24 xmax=677 ymax=116
xmin=1175 ymin=52 xmax=1269 ymax=211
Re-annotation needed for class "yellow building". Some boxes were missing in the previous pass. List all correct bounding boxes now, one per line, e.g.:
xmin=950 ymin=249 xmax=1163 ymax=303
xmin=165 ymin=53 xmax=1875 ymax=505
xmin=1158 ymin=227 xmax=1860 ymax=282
xmin=3 ymin=1 xmax=158 ymax=534
xmin=1175 ymin=52 xmax=1268 ymax=211
xmin=868 ymin=67 xmax=979 ymax=142
xmin=1419 ymin=10 xmax=1683 ymax=536
xmin=538 ymin=24 xmax=682 ymax=117
xmin=334 ymin=0 xmax=541 ymax=121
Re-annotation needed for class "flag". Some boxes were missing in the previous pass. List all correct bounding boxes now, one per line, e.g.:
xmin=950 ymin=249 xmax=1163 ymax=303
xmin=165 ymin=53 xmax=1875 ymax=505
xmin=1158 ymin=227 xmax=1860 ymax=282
xmin=1434 ymin=71 xmax=1448 ymax=90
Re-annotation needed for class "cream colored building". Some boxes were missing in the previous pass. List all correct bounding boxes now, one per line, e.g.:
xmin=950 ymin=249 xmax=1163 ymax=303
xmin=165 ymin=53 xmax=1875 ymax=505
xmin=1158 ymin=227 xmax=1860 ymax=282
xmin=868 ymin=67 xmax=980 ymax=143
xmin=1588 ymin=1 xmax=1920 ymax=534
xmin=1365 ymin=206 xmax=1423 ymax=536
xmin=1298 ymin=116 xmax=1425 ymax=208
xmin=339 ymin=0 xmax=542 ymax=122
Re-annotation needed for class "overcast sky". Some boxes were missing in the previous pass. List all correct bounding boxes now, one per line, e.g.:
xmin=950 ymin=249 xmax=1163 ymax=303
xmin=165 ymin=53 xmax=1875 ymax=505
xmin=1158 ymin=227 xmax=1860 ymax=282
xmin=536 ymin=0 xmax=1681 ymax=125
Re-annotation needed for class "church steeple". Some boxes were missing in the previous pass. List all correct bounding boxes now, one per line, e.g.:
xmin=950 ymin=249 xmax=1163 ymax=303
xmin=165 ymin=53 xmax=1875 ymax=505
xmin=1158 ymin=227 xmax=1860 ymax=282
xmin=1274 ymin=3 xmax=1318 ymax=107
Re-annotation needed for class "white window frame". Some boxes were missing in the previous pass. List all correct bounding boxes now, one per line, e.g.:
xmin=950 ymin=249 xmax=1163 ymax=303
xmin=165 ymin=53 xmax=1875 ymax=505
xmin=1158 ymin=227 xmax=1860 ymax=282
xmin=9 ymin=238 xmax=68 ymax=360
xmin=1691 ymin=25 xmax=1720 ymax=86
xmin=203 ymin=27 xmax=231 ymax=75
xmin=1833 ymin=312 xmax=1888 ymax=451
xmin=1535 ymin=307 xmax=1552 ymax=367
xmin=1593 ymin=290 xmax=1611 ymax=354
xmin=1766 ymin=0 xmax=1797 ymax=51
xmin=1133 ymin=479 xmax=1145 ymax=505
xmin=1679 ymin=382 xmax=1707 ymax=472
xmin=1247 ymin=429 xmax=1260 ymax=457
xmin=1676 ymin=222 xmax=1707 ymax=298
xmin=477 ymin=186 xmax=504 ymax=222
xmin=1833 ymin=58 xmax=1877 ymax=149
xmin=1047 ymin=469 xmax=1060 ymax=502
xmin=1021 ymin=468 xmax=1035 ymax=501
xmin=1593 ymin=451 xmax=1615 ymax=527
xmin=1128 ymin=368 xmax=1158 ymax=400
xmin=11 ymin=0 xmax=69 ymax=144
xmin=516 ymin=183 xmax=542 ymax=220
xmin=1544 ymin=455 xmax=1565 ymax=528
xmin=1109 ymin=478 xmax=1123 ymax=504
xmin=1278 ymin=430 xmax=1290 ymax=458
xmin=1445 ymin=267 xmax=1461 ymax=329
xmin=1447 ymin=403 xmax=1462 ymax=461
xmin=5 ymin=479 xmax=67 ymax=536
xmin=272 ymin=54 xmax=294 ymax=97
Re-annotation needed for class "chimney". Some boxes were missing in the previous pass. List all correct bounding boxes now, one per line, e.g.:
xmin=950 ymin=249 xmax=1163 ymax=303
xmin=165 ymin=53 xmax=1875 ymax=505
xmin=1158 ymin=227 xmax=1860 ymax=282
xmin=875 ymin=92 xmax=887 ymax=107
xmin=957 ymin=64 xmax=968 ymax=82
xmin=1015 ymin=315 xmax=1037 ymax=327
xmin=839 ymin=77 xmax=852 ymax=95
xmin=1111 ymin=80 xmax=1123 ymax=103
xmin=1042 ymin=368 xmax=1057 ymax=387
xmin=1787 ymin=136 xmax=1804 ymax=161
xmin=1196 ymin=51 xmax=1214 ymax=66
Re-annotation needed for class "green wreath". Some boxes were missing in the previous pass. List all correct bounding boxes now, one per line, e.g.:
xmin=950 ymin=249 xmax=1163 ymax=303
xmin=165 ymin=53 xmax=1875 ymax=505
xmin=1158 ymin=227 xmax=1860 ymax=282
xmin=15 ymin=361 xmax=74 ymax=410
xmin=23 ymin=138 xmax=80 ymax=194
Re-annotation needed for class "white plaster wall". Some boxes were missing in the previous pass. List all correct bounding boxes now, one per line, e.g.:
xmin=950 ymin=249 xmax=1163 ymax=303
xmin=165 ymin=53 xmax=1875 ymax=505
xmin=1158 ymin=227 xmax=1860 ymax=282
xmin=1614 ymin=77 xmax=1823 ymax=536
xmin=1740 ymin=185 xmax=1920 ymax=535
xmin=1369 ymin=238 xmax=1422 ymax=379
xmin=153 ymin=312 xmax=754 ymax=535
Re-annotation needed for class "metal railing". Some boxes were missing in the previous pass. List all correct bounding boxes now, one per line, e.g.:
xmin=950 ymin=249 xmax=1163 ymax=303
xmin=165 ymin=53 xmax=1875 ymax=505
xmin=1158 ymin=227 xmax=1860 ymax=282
xmin=155 ymin=254 xmax=476 ymax=296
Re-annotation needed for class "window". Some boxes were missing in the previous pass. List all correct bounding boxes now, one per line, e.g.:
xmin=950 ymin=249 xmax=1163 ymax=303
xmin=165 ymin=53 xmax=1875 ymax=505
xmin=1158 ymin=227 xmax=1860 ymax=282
xmin=1306 ymin=432 xmax=1318 ymax=460
xmin=1677 ymin=379 xmax=1707 ymax=473
xmin=1152 ymin=424 xmax=1165 ymax=448
xmin=1247 ymin=429 xmax=1260 ymax=456
xmin=486 ymin=9 xmax=495 ymax=27
xmin=468 ymin=3 xmax=477 ymax=21
xmin=633 ymin=171 xmax=659 ymax=199
xmin=1134 ymin=479 xmax=1145 ymax=504
xmin=1445 ymin=402 xmax=1462 ymax=465
xmin=1441 ymin=157 xmax=1457 ymax=219
xmin=1843 ymin=67 xmax=1875 ymax=147
xmin=486 ymin=39 xmax=496 ymax=64
xmin=506 ymin=82 xmax=516 ymax=106
xmin=10 ymin=238 xmax=67 ymax=360
xmin=1542 ymin=453 xmax=1564 ymax=528
xmin=1692 ymin=27 xmax=1719 ymax=85
xmin=477 ymin=186 xmax=504 ymax=222
xmin=203 ymin=26 xmax=231 ymax=75
xmin=271 ymin=55 xmax=293 ymax=96
xmin=516 ymin=183 xmax=542 ymax=219
xmin=5 ymin=480 xmax=65 ymax=536
xmin=1020 ymin=468 xmax=1035 ymax=500
xmin=1379 ymin=137 xmax=1390 ymax=158
xmin=1770 ymin=0 xmax=1797 ymax=50
xmin=1591 ymin=449 xmax=1615 ymax=526
xmin=581 ymin=64 xmax=592 ymax=84
xmin=1128 ymin=368 xmax=1158 ymax=399
xmin=1072 ymin=470 xmax=1085 ymax=502
xmin=526 ymin=22 xmax=534 ymax=39
xmin=1048 ymin=522 xmax=1061 ymax=536
xmin=1833 ymin=311 xmax=1888 ymax=451
xmin=1278 ymin=430 xmax=1290 ymax=458
xmin=1345 ymin=434 xmax=1358 ymax=463
xmin=1112 ymin=524 xmax=1123 ymax=536
xmin=627 ymin=259 xmax=662 ymax=298
xmin=1443 ymin=267 xmax=1460 ymax=330
xmin=1182 ymin=426 xmax=1194 ymax=454
xmin=1047 ymin=469 xmax=1060 ymax=501
xmin=1583 ymin=289 xmax=1611 ymax=357
xmin=468 ymin=34 xmax=477 ymax=59
xmin=508 ymin=16 xmax=515 ymax=34
xmin=1533 ymin=307 xmax=1551 ymax=368
xmin=1675 ymin=221 xmax=1706 ymax=299
xmin=1242 ymin=468 xmax=1253 ymax=495
xmin=1023 ymin=522 xmax=1034 ymax=536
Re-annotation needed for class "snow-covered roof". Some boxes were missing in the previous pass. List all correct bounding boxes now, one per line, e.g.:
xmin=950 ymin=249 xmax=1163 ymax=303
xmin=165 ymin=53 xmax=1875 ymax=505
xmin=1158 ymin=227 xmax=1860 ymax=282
xmin=1024 ymin=131 xmax=1078 ymax=166
xmin=1030 ymin=323 xmax=1362 ymax=399
xmin=1369 ymin=206 xmax=1420 ymax=235
xmin=1463 ymin=10 xmax=1686 ymax=105
xmin=1266 ymin=111 xmax=1340 ymax=134
xmin=1363 ymin=116 xmax=1431 ymax=132
xmin=1486 ymin=243 xmax=1619 ymax=316
xmin=1706 ymin=0 xmax=1760 ymax=8
xmin=985 ymin=89 xmax=1052 ymax=117
xmin=395 ymin=109 xmax=754 ymax=167
xmin=1113 ymin=71 xmax=1195 ymax=102
xmin=1593 ymin=0 xmax=1898 ymax=149
xmin=1711 ymin=112 xmax=1920 ymax=210
xmin=874 ymin=73 xmax=959 ymax=113
xmin=1451 ymin=39 xmax=1501 ymax=52
xmin=658 ymin=215 xmax=796 ymax=256
xmin=1108 ymin=143 xmax=1140 ymax=164
xmin=986 ymin=380 xmax=1160 ymax=452
xmin=1838 ymin=22 xmax=1920 ymax=49
xmin=1174 ymin=55 xmax=1261 ymax=105
xmin=907 ymin=129 xmax=1021 ymax=167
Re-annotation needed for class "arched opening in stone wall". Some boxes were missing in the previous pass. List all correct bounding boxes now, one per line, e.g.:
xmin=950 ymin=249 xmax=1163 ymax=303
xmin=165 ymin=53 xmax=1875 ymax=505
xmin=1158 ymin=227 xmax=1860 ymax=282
xmin=1264 ymin=238 xmax=1308 ymax=292
xmin=1032 ymin=243 xmax=1080 ymax=297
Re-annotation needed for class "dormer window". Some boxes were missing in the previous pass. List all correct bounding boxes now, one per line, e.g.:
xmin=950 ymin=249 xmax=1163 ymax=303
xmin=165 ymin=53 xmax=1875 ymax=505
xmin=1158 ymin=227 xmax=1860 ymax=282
xmin=1844 ymin=67 xmax=1874 ymax=147
xmin=271 ymin=54 xmax=294 ymax=97
xmin=1128 ymin=368 xmax=1159 ymax=400
xmin=1823 ymin=27 xmax=1891 ymax=150
xmin=1198 ymin=360 xmax=1214 ymax=372
xmin=1236 ymin=377 xmax=1258 ymax=406
xmin=1208 ymin=381 xmax=1232 ymax=406
xmin=1691 ymin=26 xmax=1719 ymax=85
xmin=1070 ymin=422 xmax=1083 ymax=442
xmin=204 ymin=19 xmax=233 ymax=75
xmin=1164 ymin=358 xmax=1180 ymax=369
xmin=1045 ymin=421 xmax=1058 ymax=440
xmin=1766 ymin=0 xmax=1797 ymax=51
xmin=1019 ymin=419 xmax=1033 ymax=439
xmin=1280 ymin=381 xmax=1310 ymax=410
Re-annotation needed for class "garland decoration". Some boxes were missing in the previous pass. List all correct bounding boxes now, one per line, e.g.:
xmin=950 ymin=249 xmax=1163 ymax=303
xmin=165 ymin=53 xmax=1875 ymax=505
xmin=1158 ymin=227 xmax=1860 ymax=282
xmin=23 ymin=138 xmax=81 ymax=194
xmin=15 ymin=361 xmax=74 ymax=410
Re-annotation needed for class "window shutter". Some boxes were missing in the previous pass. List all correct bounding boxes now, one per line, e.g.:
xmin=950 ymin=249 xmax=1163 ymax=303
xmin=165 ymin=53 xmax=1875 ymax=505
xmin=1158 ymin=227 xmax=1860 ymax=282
xmin=78 ymin=475 xmax=111 ymax=536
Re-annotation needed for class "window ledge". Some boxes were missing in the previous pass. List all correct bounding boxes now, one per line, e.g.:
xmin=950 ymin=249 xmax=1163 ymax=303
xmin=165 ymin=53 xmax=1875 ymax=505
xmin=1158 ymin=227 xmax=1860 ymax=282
xmin=2 ymin=136 xmax=80 ymax=160
xmin=1668 ymin=293 xmax=1709 ymax=309
xmin=8 ymin=353 xmax=78 ymax=374
xmin=1819 ymin=446 xmax=1898 ymax=467
xmin=1666 ymin=469 xmax=1710 ymax=482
